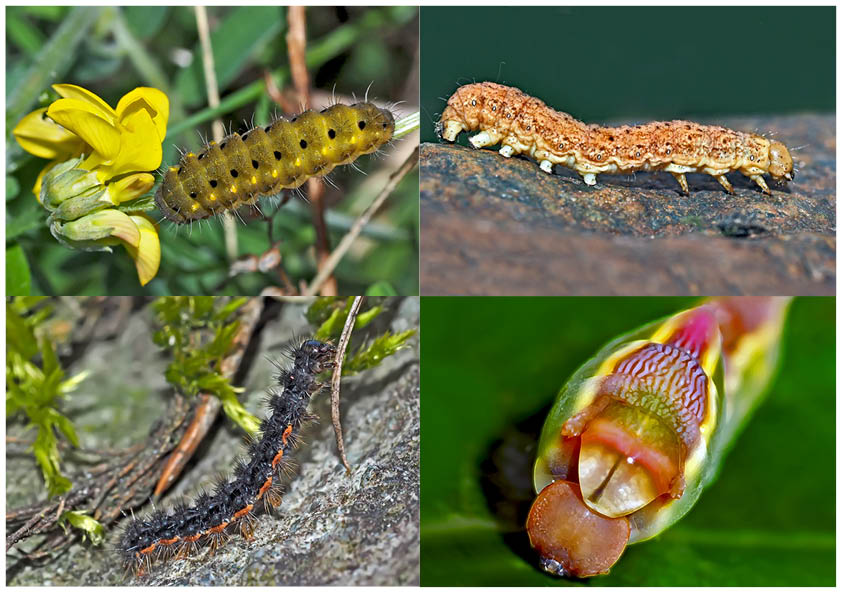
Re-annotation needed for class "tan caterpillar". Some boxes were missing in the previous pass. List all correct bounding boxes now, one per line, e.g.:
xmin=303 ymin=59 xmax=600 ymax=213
xmin=156 ymin=102 xmax=394 ymax=223
xmin=437 ymin=82 xmax=794 ymax=195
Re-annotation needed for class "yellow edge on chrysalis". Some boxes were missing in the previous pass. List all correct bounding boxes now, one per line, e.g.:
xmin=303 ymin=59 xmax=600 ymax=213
xmin=727 ymin=319 xmax=780 ymax=394
xmin=648 ymin=310 xmax=723 ymax=484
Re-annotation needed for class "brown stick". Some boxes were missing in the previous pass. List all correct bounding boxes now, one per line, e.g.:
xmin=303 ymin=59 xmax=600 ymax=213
xmin=305 ymin=146 xmax=419 ymax=296
xmin=286 ymin=6 xmax=336 ymax=296
xmin=330 ymin=296 xmax=364 ymax=473
xmin=154 ymin=297 xmax=264 ymax=496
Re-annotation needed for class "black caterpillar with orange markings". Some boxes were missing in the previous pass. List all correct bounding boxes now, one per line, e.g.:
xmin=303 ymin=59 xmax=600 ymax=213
xmin=119 ymin=339 xmax=335 ymax=575
xmin=155 ymin=102 xmax=395 ymax=223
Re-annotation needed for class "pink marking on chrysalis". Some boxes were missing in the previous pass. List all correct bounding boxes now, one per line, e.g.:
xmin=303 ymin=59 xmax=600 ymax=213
xmin=611 ymin=342 xmax=707 ymax=428
xmin=665 ymin=306 xmax=718 ymax=359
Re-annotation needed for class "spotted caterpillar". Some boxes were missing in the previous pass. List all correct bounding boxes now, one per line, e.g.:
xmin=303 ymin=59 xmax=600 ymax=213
xmin=156 ymin=102 xmax=394 ymax=223
xmin=119 ymin=339 xmax=335 ymax=575
xmin=437 ymin=82 xmax=794 ymax=195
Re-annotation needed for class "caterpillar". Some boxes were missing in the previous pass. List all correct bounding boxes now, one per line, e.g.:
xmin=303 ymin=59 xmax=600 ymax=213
xmin=119 ymin=339 xmax=335 ymax=575
xmin=437 ymin=82 xmax=794 ymax=195
xmin=526 ymin=297 xmax=790 ymax=578
xmin=155 ymin=102 xmax=395 ymax=223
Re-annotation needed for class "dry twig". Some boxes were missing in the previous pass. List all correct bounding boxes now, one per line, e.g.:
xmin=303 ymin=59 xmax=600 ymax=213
xmin=330 ymin=296 xmax=364 ymax=473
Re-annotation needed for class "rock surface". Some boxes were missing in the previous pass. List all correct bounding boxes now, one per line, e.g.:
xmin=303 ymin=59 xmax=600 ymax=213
xmin=420 ymin=114 xmax=835 ymax=295
xmin=6 ymin=297 xmax=420 ymax=586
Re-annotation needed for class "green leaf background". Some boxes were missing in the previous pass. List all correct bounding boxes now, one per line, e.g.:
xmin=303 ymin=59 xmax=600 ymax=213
xmin=6 ymin=6 xmax=419 ymax=296
xmin=420 ymin=297 xmax=835 ymax=586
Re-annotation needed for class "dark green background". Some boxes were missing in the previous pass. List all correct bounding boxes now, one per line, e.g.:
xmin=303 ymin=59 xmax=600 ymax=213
xmin=420 ymin=297 xmax=835 ymax=586
xmin=420 ymin=6 xmax=835 ymax=142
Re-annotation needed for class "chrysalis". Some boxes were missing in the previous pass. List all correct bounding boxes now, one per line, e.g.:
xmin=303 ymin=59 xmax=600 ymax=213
xmin=526 ymin=297 xmax=791 ymax=577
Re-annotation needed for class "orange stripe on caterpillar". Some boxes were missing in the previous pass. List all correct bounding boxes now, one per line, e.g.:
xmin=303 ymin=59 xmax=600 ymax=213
xmin=158 ymin=537 xmax=180 ymax=546
xmin=272 ymin=449 xmax=284 ymax=468
xmin=156 ymin=103 xmax=395 ymax=223
xmin=438 ymin=82 xmax=794 ymax=195
xmin=233 ymin=504 xmax=253 ymax=519
xmin=257 ymin=476 xmax=273 ymax=498
xmin=207 ymin=522 xmax=229 ymax=534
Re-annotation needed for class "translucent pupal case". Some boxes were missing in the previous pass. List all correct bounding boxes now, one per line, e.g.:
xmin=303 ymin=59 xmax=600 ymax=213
xmin=528 ymin=298 xmax=790 ymax=578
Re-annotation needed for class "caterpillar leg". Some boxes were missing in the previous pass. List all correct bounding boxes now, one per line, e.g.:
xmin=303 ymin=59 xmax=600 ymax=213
xmin=439 ymin=120 xmax=464 ymax=142
xmin=670 ymin=173 xmax=690 ymax=195
xmin=714 ymin=174 xmax=734 ymax=194
xmin=581 ymin=173 xmax=597 ymax=186
xmin=539 ymin=160 xmax=554 ymax=174
xmin=468 ymin=131 xmax=496 ymax=149
xmin=499 ymin=144 xmax=515 ymax=158
xmin=749 ymin=174 xmax=772 ymax=195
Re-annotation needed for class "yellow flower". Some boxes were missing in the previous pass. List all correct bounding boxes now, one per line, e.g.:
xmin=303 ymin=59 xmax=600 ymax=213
xmin=50 ymin=210 xmax=161 ymax=287
xmin=13 ymin=84 xmax=168 ymax=287
xmin=46 ymin=84 xmax=168 ymax=182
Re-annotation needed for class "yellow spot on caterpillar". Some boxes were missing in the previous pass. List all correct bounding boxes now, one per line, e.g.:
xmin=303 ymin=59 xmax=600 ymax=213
xmin=321 ymin=147 xmax=328 ymax=156
xmin=209 ymin=193 xmax=216 ymax=201
xmin=351 ymin=136 xmax=357 ymax=144
xmin=169 ymin=166 xmax=178 ymax=172
xmin=190 ymin=202 xmax=199 ymax=211
xmin=230 ymin=185 xmax=237 ymax=194
xmin=250 ymin=175 xmax=257 ymax=185
xmin=294 ymin=157 xmax=301 ymax=167
xmin=187 ymin=153 xmax=195 ymax=158
xmin=272 ymin=169 xmax=278 ymax=178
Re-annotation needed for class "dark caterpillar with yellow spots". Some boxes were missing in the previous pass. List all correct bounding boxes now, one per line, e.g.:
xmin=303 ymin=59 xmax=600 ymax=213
xmin=155 ymin=102 xmax=395 ymax=223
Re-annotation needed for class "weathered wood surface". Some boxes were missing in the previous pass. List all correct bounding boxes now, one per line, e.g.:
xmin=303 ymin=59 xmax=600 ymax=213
xmin=420 ymin=114 xmax=835 ymax=295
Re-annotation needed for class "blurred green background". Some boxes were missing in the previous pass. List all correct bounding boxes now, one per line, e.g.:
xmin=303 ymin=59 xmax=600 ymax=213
xmin=420 ymin=297 xmax=835 ymax=586
xmin=420 ymin=6 xmax=835 ymax=142
xmin=7 ymin=6 xmax=419 ymax=296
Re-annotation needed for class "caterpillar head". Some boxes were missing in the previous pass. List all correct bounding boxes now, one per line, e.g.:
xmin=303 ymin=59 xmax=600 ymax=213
xmin=438 ymin=83 xmax=488 ymax=141
xmin=768 ymin=140 xmax=794 ymax=184
xmin=347 ymin=102 xmax=395 ymax=155
xmin=296 ymin=339 xmax=336 ymax=374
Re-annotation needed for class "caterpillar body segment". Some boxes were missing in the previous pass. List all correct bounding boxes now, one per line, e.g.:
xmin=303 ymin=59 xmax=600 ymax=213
xmin=438 ymin=82 xmax=794 ymax=196
xmin=156 ymin=102 xmax=395 ymax=223
xmin=527 ymin=297 xmax=791 ymax=577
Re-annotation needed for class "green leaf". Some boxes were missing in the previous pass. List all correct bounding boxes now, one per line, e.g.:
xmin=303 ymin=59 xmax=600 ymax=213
xmin=174 ymin=7 xmax=286 ymax=107
xmin=353 ymin=305 xmax=382 ymax=330
xmin=122 ymin=5 xmax=169 ymax=39
xmin=6 ymin=205 xmax=45 ymax=241
xmin=6 ymin=244 xmax=32 ymax=296
xmin=344 ymin=328 xmax=414 ymax=374
xmin=218 ymin=391 xmax=260 ymax=435
xmin=365 ymin=281 xmax=397 ymax=296
xmin=59 ymin=510 xmax=104 ymax=546
xmin=420 ymin=297 xmax=835 ymax=587
xmin=7 ymin=175 xmax=21 ymax=200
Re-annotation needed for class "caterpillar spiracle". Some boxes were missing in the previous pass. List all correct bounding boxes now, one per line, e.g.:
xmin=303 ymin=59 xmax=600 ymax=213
xmin=527 ymin=297 xmax=791 ymax=578
xmin=156 ymin=102 xmax=395 ymax=223
xmin=437 ymin=82 xmax=794 ymax=195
